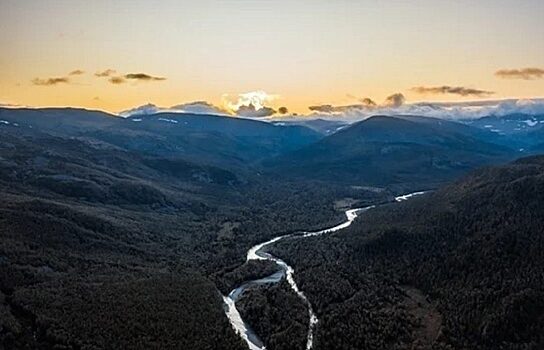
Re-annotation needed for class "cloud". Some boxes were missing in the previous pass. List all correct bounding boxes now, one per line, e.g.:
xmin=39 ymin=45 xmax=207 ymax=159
xmin=346 ymin=94 xmax=377 ymax=107
xmin=235 ymin=103 xmax=276 ymax=118
xmin=108 ymin=76 xmax=126 ymax=84
xmin=299 ymin=98 xmax=544 ymax=123
xmin=308 ymin=104 xmax=372 ymax=113
xmin=170 ymin=101 xmax=230 ymax=115
xmin=124 ymin=73 xmax=166 ymax=81
xmin=360 ymin=97 xmax=377 ymax=107
xmin=119 ymin=101 xmax=231 ymax=117
xmin=222 ymin=90 xmax=280 ymax=117
xmin=278 ymin=106 xmax=288 ymax=114
xmin=120 ymin=103 xmax=160 ymax=117
xmin=307 ymin=94 xmax=403 ymax=115
xmin=32 ymin=69 xmax=86 ymax=86
xmin=406 ymin=98 xmax=544 ymax=120
xmin=308 ymin=105 xmax=335 ymax=113
xmin=116 ymin=96 xmax=544 ymax=122
xmin=69 ymin=69 xmax=85 ymax=76
xmin=105 ymin=72 xmax=166 ymax=84
xmin=95 ymin=69 xmax=117 ymax=77
xmin=31 ymin=77 xmax=70 ymax=86
xmin=0 ymin=102 xmax=24 ymax=108
xmin=495 ymin=67 xmax=544 ymax=80
xmin=411 ymin=86 xmax=494 ymax=97
xmin=384 ymin=93 xmax=405 ymax=107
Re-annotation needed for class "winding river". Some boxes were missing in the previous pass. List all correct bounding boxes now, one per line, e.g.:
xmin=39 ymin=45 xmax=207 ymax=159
xmin=223 ymin=192 xmax=425 ymax=350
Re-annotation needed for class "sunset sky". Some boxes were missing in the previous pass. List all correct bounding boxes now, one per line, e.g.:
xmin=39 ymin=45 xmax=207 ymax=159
xmin=1 ymin=0 xmax=543 ymax=115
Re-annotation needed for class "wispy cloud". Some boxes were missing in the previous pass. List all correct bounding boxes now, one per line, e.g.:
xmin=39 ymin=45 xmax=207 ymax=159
xmin=346 ymin=94 xmax=377 ymax=107
xmin=121 ymin=95 xmax=278 ymax=119
xmin=124 ymin=73 xmax=166 ymax=81
xmin=309 ymin=93 xmax=404 ymax=114
xmin=495 ymin=67 xmax=544 ymax=80
xmin=298 ymin=98 xmax=544 ymax=123
xmin=68 ymin=69 xmax=85 ymax=76
xmin=95 ymin=69 xmax=117 ymax=77
xmin=108 ymin=76 xmax=126 ymax=84
xmin=32 ymin=69 xmax=87 ymax=86
xmin=105 ymin=72 xmax=166 ymax=84
xmin=120 ymin=97 xmax=544 ymax=122
xmin=360 ymin=97 xmax=377 ymax=107
xmin=119 ymin=101 xmax=230 ymax=117
xmin=384 ymin=93 xmax=405 ymax=107
xmin=411 ymin=86 xmax=494 ymax=97
xmin=31 ymin=77 xmax=70 ymax=86
xmin=169 ymin=101 xmax=230 ymax=115
xmin=309 ymin=104 xmax=369 ymax=113
xmin=0 ymin=102 xmax=25 ymax=108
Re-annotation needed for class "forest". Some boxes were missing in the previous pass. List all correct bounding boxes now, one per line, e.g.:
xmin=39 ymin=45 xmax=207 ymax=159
xmin=0 ymin=121 xmax=390 ymax=349
xmin=260 ymin=156 xmax=544 ymax=349
xmin=1 ymin=107 xmax=543 ymax=349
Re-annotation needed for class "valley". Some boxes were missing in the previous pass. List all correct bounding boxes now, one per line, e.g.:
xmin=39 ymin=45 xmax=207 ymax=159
xmin=0 ymin=107 xmax=543 ymax=349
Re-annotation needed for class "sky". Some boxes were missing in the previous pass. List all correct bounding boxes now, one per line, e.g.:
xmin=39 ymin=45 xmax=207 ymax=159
xmin=1 ymin=0 xmax=543 ymax=117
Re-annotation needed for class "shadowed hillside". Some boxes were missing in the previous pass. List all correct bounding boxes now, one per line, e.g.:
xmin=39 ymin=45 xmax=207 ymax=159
xmin=264 ymin=115 xmax=516 ymax=188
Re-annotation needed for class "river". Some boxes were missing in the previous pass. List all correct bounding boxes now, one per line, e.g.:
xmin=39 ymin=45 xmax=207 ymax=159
xmin=223 ymin=192 xmax=426 ymax=350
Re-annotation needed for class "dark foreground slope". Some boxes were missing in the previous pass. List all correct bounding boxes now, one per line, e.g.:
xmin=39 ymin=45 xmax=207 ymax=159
xmin=267 ymin=155 xmax=544 ymax=350
xmin=265 ymin=115 xmax=515 ymax=189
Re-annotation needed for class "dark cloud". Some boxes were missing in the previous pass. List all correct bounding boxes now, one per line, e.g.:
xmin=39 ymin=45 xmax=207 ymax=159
xmin=278 ymin=106 xmax=289 ymax=114
xmin=360 ymin=97 xmax=377 ymax=107
xmin=308 ymin=104 xmax=373 ymax=113
xmin=100 ymin=71 xmax=166 ymax=84
xmin=69 ymin=69 xmax=85 ymax=76
xmin=495 ymin=67 xmax=544 ymax=80
xmin=108 ymin=76 xmax=126 ymax=84
xmin=124 ymin=73 xmax=166 ymax=81
xmin=308 ymin=94 xmax=404 ymax=114
xmin=236 ymin=103 xmax=276 ymax=118
xmin=384 ymin=93 xmax=405 ymax=107
xmin=346 ymin=94 xmax=377 ymax=107
xmin=31 ymin=77 xmax=70 ymax=86
xmin=411 ymin=86 xmax=494 ymax=97
xmin=309 ymin=104 xmax=335 ymax=113
xmin=95 ymin=69 xmax=117 ymax=77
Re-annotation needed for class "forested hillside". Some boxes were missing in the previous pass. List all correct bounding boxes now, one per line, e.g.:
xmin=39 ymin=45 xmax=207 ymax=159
xmin=263 ymin=156 xmax=544 ymax=349
xmin=264 ymin=115 xmax=516 ymax=188
xmin=1 ymin=107 xmax=542 ymax=349
xmin=0 ymin=113 xmax=386 ymax=349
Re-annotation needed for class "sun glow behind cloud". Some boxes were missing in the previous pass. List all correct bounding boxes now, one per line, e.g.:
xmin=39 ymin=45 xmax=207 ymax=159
xmin=222 ymin=91 xmax=279 ymax=112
